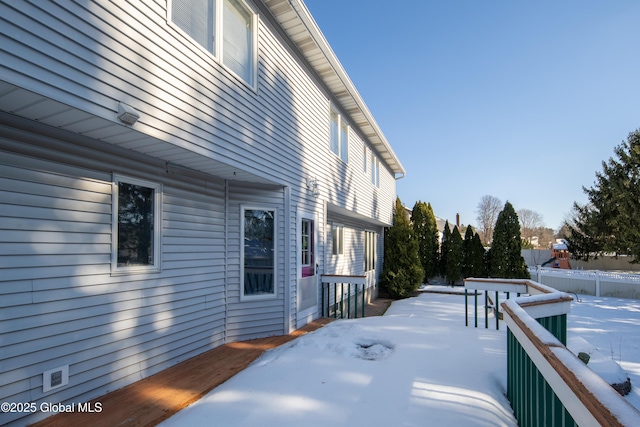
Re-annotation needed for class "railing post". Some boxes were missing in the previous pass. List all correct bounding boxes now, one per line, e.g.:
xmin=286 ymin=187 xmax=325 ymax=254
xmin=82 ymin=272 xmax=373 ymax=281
xmin=596 ymin=270 xmax=601 ymax=297
xmin=474 ymin=290 xmax=478 ymax=327
xmin=495 ymin=291 xmax=499 ymax=330
xmin=484 ymin=290 xmax=488 ymax=329
xmin=465 ymin=288 xmax=468 ymax=326
xmin=354 ymin=283 xmax=358 ymax=318
xmin=362 ymin=283 xmax=365 ymax=318
xmin=340 ymin=283 xmax=344 ymax=319
xmin=321 ymin=282 xmax=325 ymax=317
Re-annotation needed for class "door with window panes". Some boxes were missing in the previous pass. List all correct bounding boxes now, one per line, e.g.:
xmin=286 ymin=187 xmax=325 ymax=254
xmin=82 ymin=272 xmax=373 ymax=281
xmin=297 ymin=211 xmax=318 ymax=325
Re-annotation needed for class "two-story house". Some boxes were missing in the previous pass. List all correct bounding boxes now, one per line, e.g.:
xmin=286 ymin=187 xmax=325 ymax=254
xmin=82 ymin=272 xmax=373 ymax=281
xmin=0 ymin=1 xmax=405 ymax=425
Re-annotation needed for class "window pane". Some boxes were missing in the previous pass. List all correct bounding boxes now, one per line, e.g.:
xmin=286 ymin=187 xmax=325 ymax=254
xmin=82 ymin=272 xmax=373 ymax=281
xmin=172 ymin=0 xmax=215 ymax=54
xmin=332 ymin=224 xmax=343 ymax=256
xmin=330 ymin=109 xmax=339 ymax=155
xmin=244 ymin=209 xmax=275 ymax=296
xmin=118 ymin=183 xmax=155 ymax=267
xmin=223 ymin=0 xmax=253 ymax=84
xmin=301 ymin=219 xmax=310 ymax=266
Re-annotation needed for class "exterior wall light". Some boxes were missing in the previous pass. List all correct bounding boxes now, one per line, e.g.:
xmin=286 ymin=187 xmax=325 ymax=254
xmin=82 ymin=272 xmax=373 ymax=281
xmin=117 ymin=102 xmax=140 ymax=125
xmin=307 ymin=177 xmax=320 ymax=197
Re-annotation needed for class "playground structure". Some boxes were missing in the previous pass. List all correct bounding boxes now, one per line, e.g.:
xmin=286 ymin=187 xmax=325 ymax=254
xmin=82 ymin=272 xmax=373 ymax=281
xmin=541 ymin=243 xmax=572 ymax=269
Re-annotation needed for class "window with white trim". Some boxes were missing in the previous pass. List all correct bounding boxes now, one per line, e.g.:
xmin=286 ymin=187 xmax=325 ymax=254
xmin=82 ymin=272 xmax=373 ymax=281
xmin=242 ymin=207 xmax=276 ymax=299
xmin=170 ymin=0 xmax=256 ymax=86
xmin=223 ymin=0 xmax=254 ymax=85
xmin=330 ymin=106 xmax=349 ymax=163
xmin=331 ymin=223 xmax=344 ymax=256
xmin=112 ymin=175 xmax=162 ymax=274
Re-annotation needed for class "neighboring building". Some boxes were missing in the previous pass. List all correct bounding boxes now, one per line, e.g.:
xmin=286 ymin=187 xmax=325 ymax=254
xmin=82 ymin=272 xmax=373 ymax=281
xmin=0 ymin=1 xmax=405 ymax=425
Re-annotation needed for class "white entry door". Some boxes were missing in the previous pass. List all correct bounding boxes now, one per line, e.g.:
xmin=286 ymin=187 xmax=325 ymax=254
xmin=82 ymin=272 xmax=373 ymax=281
xmin=297 ymin=211 xmax=318 ymax=327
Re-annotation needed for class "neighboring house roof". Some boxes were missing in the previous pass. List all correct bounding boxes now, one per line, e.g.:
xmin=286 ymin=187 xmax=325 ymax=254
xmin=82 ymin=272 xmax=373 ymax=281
xmin=262 ymin=0 xmax=406 ymax=178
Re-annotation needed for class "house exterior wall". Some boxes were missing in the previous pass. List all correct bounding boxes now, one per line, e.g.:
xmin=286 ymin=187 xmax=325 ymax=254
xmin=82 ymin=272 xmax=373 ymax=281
xmin=0 ymin=1 xmax=401 ymax=425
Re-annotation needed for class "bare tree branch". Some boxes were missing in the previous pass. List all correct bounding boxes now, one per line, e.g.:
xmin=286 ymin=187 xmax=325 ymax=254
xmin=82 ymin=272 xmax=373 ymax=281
xmin=475 ymin=195 xmax=502 ymax=244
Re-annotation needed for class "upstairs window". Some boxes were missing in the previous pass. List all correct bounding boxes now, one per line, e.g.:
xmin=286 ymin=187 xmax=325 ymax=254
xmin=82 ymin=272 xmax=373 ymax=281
xmin=330 ymin=106 xmax=349 ymax=163
xmin=223 ymin=0 xmax=254 ymax=86
xmin=170 ymin=0 xmax=256 ymax=86
xmin=171 ymin=0 xmax=215 ymax=54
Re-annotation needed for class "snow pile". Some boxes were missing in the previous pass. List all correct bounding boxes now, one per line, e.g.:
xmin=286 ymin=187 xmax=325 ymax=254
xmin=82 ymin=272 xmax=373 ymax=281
xmin=568 ymin=335 xmax=629 ymax=390
xmin=157 ymin=293 xmax=640 ymax=426
xmin=159 ymin=293 xmax=517 ymax=427
xmin=568 ymin=296 xmax=640 ymax=406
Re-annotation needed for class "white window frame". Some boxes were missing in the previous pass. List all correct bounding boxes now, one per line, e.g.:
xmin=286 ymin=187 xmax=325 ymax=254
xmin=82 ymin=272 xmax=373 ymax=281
xmin=329 ymin=105 xmax=349 ymax=163
xmin=168 ymin=0 xmax=258 ymax=89
xmin=241 ymin=205 xmax=278 ymax=301
xmin=331 ymin=223 xmax=344 ymax=256
xmin=111 ymin=174 xmax=162 ymax=275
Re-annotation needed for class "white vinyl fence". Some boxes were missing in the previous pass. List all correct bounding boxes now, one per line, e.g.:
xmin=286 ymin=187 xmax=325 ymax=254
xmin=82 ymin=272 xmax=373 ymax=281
xmin=530 ymin=267 xmax=640 ymax=299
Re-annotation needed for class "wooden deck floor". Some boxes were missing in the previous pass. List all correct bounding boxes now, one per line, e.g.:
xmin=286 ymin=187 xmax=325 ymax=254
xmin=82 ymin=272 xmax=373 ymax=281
xmin=32 ymin=299 xmax=392 ymax=427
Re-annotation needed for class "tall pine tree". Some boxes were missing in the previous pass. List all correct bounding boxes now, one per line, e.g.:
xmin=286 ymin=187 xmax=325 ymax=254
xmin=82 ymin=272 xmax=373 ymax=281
xmin=445 ymin=225 xmax=463 ymax=285
xmin=381 ymin=198 xmax=424 ymax=298
xmin=565 ymin=129 xmax=640 ymax=262
xmin=487 ymin=202 xmax=529 ymax=279
xmin=439 ymin=221 xmax=451 ymax=278
xmin=462 ymin=226 xmax=485 ymax=278
xmin=411 ymin=201 xmax=439 ymax=282
xmin=471 ymin=232 xmax=486 ymax=277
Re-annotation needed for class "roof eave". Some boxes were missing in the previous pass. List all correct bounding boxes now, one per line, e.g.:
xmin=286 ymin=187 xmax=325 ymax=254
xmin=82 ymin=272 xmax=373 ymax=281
xmin=262 ymin=0 xmax=406 ymax=177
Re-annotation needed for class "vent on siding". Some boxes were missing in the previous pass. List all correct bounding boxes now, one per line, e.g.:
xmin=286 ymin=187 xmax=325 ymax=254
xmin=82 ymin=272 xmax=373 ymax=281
xmin=43 ymin=365 xmax=69 ymax=393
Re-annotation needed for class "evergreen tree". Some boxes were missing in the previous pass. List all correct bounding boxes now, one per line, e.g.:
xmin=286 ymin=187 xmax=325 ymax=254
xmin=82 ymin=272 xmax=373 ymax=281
xmin=381 ymin=198 xmax=424 ymax=299
xmin=487 ymin=202 xmax=529 ymax=279
xmin=565 ymin=130 xmax=640 ymax=262
xmin=462 ymin=226 xmax=485 ymax=278
xmin=445 ymin=225 xmax=463 ymax=285
xmin=411 ymin=201 xmax=439 ymax=282
xmin=439 ymin=221 xmax=451 ymax=277
xmin=471 ymin=232 xmax=486 ymax=278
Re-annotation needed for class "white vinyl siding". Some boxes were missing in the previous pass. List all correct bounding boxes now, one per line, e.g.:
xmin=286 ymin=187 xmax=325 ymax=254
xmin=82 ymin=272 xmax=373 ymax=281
xmin=0 ymin=1 xmax=400 ymax=423
xmin=0 ymin=145 xmax=229 ymax=426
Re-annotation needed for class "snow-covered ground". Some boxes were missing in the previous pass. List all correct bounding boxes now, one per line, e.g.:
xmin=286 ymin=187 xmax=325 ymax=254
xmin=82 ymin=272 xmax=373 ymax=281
xmin=159 ymin=292 xmax=640 ymax=426
xmin=567 ymin=295 xmax=640 ymax=409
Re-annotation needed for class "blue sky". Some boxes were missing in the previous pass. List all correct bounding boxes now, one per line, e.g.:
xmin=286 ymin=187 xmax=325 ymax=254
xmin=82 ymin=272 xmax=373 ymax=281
xmin=305 ymin=0 xmax=640 ymax=231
